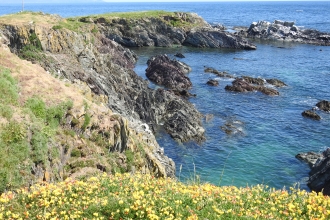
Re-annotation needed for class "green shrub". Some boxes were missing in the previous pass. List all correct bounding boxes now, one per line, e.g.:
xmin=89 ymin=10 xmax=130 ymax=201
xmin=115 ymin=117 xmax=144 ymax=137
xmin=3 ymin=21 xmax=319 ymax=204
xmin=25 ymin=97 xmax=47 ymax=120
xmin=0 ymin=67 xmax=18 ymax=105
xmin=0 ymin=121 xmax=25 ymax=145
xmin=82 ymin=113 xmax=91 ymax=131
xmin=52 ymin=25 xmax=63 ymax=30
xmin=0 ymin=104 xmax=13 ymax=120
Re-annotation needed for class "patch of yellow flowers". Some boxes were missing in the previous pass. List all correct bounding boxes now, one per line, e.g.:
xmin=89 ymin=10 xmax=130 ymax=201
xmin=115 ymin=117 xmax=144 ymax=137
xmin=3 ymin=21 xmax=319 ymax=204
xmin=1 ymin=172 xmax=330 ymax=219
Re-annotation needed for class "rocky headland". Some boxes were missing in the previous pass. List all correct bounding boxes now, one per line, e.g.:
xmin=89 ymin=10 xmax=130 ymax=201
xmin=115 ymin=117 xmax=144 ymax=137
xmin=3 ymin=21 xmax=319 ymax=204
xmin=236 ymin=20 xmax=330 ymax=46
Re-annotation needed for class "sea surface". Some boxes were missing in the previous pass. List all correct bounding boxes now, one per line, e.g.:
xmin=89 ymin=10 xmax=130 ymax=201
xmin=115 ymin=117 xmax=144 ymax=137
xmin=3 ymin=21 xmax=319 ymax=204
xmin=1 ymin=1 xmax=330 ymax=190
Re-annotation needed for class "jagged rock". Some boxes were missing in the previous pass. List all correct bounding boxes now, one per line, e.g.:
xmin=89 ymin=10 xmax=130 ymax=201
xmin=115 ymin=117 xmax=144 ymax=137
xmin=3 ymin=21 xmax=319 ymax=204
xmin=241 ymin=20 xmax=330 ymax=46
xmin=184 ymin=29 xmax=256 ymax=50
xmin=206 ymin=79 xmax=219 ymax=86
xmin=174 ymin=52 xmax=185 ymax=58
xmin=296 ymin=152 xmax=322 ymax=168
xmin=316 ymin=100 xmax=330 ymax=112
xmin=225 ymin=77 xmax=279 ymax=96
xmin=266 ymin=78 xmax=287 ymax=87
xmin=146 ymin=54 xmax=192 ymax=90
xmin=307 ymin=148 xmax=330 ymax=195
xmin=242 ymin=76 xmax=264 ymax=85
xmin=225 ymin=78 xmax=256 ymax=92
xmin=302 ymin=110 xmax=321 ymax=120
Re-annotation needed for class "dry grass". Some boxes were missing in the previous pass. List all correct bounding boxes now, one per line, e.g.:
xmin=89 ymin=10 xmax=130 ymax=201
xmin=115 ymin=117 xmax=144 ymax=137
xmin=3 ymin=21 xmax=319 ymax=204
xmin=0 ymin=11 xmax=61 ymax=27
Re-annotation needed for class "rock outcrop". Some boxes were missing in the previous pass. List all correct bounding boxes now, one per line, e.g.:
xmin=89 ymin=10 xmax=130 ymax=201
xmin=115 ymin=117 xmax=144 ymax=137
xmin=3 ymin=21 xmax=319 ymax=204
xmin=239 ymin=20 xmax=330 ymax=46
xmin=95 ymin=12 xmax=256 ymax=50
xmin=146 ymin=54 xmax=192 ymax=90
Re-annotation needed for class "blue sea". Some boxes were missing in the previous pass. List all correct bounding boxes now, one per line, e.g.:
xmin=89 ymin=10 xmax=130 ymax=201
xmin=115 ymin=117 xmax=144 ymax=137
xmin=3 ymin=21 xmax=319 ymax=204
xmin=1 ymin=1 xmax=330 ymax=190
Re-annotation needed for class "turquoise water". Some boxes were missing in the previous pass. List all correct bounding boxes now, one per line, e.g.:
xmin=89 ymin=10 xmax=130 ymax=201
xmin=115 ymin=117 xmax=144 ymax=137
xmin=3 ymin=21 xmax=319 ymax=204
xmin=1 ymin=2 xmax=329 ymax=190
xmin=132 ymin=41 xmax=330 ymax=190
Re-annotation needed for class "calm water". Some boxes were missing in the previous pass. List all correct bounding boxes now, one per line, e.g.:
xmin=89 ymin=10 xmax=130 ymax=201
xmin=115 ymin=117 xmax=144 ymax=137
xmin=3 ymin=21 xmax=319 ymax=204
xmin=1 ymin=2 xmax=329 ymax=190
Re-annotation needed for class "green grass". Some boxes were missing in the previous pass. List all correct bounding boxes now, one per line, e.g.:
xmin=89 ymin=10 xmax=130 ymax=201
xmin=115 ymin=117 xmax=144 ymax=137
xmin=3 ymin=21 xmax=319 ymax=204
xmin=0 ymin=67 xmax=18 ymax=105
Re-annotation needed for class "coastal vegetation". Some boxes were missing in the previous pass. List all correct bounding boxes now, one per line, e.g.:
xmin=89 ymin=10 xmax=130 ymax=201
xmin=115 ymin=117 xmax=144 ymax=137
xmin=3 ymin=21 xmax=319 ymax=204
xmin=1 ymin=173 xmax=330 ymax=220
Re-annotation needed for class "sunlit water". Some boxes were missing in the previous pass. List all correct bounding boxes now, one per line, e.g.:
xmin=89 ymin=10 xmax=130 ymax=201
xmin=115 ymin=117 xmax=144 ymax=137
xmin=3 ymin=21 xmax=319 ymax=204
xmin=1 ymin=1 xmax=329 ymax=190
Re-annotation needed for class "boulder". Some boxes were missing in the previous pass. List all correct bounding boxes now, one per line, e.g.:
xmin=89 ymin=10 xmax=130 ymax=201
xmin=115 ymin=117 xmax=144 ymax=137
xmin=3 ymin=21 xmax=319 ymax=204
xmin=242 ymin=76 xmax=264 ymax=85
xmin=146 ymin=54 xmax=192 ymax=90
xmin=307 ymin=148 xmax=330 ymax=195
xmin=302 ymin=110 xmax=321 ymax=120
xmin=206 ymin=79 xmax=219 ymax=86
xmin=316 ymin=100 xmax=330 ymax=112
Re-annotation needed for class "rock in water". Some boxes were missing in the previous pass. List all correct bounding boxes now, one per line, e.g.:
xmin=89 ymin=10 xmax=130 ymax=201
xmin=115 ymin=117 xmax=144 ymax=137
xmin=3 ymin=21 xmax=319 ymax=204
xmin=174 ymin=52 xmax=185 ymax=58
xmin=302 ymin=110 xmax=321 ymax=120
xmin=206 ymin=79 xmax=219 ymax=86
xmin=316 ymin=100 xmax=330 ymax=112
xmin=146 ymin=54 xmax=192 ymax=90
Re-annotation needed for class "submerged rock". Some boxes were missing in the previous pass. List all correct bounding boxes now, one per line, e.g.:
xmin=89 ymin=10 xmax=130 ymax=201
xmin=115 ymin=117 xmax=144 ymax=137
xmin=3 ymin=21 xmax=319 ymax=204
xmin=204 ymin=67 xmax=235 ymax=78
xmin=146 ymin=54 xmax=192 ymax=90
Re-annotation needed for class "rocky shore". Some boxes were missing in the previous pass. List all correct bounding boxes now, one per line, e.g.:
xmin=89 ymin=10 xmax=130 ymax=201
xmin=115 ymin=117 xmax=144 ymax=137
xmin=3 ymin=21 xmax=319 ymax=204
xmin=236 ymin=20 xmax=330 ymax=46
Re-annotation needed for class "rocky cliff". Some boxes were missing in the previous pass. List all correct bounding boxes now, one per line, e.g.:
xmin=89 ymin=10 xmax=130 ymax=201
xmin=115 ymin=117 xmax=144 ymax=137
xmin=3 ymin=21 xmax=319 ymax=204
xmin=0 ymin=12 xmax=186 ymax=192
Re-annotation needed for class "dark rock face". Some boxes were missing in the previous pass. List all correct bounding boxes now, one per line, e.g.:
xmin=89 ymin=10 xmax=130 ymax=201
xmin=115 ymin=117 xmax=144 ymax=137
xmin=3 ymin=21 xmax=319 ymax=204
xmin=307 ymin=148 xmax=330 ymax=195
xmin=296 ymin=152 xmax=322 ymax=168
xmin=316 ymin=100 xmax=330 ymax=112
xmin=206 ymin=79 xmax=219 ymax=86
xmin=241 ymin=20 xmax=330 ymax=46
xmin=169 ymin=89 xmax=196 ymax=98
xmin=225 ymin=78 xmax=279 ymax=96
xmin=302 ymin=110 xmax=321 ymax=120
xmin=146 ymin=54 xmax=192 ymax=90
xmin=184 ymin=29 xmax=257 ymax=50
